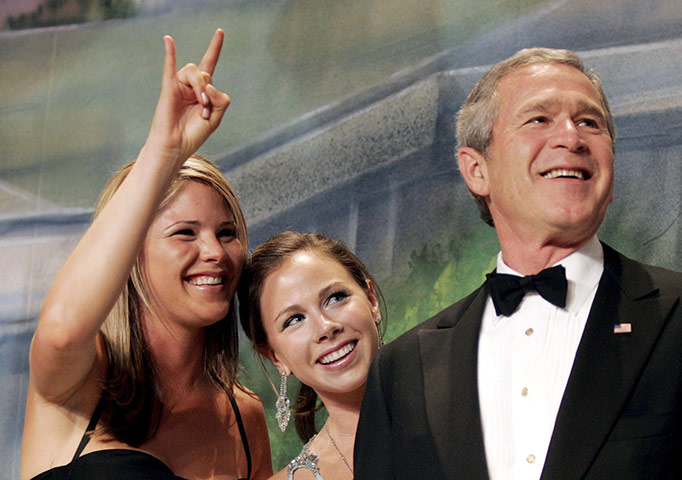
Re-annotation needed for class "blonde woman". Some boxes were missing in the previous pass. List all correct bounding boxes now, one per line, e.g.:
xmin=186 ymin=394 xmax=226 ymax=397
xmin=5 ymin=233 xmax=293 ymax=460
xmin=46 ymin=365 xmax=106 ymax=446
xmin=21 ymin=30 xmax=272 ymax=480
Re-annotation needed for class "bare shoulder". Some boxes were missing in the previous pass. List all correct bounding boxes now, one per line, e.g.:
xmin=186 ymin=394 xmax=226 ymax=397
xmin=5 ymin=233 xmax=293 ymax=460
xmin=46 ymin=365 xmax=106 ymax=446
xmin=21 ymin=354 xmax=106 ymax=480
xmin=233 ymin=385 xmax=264 ymax=409
xmin=269 ymin=466 xmax=290 ymax=480
xmin=232 ymin=386 xmax=273 ymax=479
xmin=233 ymin=386 xmax=269 ymax=430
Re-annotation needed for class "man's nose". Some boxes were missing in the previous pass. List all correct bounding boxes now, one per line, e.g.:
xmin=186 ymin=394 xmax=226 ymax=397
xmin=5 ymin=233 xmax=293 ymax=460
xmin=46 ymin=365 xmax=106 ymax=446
xmin=550 ymin=118 xmax=587 ymax=153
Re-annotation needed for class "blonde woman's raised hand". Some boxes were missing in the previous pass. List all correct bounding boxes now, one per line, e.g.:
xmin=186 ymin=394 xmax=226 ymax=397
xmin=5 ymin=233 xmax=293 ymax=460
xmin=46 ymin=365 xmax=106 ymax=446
xmin=30 ymin=30 xmax=231 ymax=400
xmin=143 ymin=28 xmax=231 ymax=166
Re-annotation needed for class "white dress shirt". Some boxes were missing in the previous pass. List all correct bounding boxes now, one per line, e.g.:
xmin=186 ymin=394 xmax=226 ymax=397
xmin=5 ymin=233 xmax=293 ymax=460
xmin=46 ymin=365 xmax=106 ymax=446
xmin=478 ymin=236 xmax=604 ymax=480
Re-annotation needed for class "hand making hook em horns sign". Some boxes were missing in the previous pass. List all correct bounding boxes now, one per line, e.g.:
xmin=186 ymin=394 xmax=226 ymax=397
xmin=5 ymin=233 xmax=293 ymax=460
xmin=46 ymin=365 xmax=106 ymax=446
xmin=143 ymin=28 xmax=231 ymax=166
xmin=22 ymin=27 xmax=274 ymax=480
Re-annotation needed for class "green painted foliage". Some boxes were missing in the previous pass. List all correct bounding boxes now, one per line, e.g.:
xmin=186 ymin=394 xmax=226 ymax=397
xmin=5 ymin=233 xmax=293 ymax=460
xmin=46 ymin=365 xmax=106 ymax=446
xmin=6 ymin=0 xmax=136 ymax=30
xmin=384 ymin=229 xmax=498 ymax=342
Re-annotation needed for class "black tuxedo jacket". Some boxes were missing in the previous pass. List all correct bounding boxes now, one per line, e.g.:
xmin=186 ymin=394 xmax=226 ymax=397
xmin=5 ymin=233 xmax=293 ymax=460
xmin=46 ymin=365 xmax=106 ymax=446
xmin=354 ymin=244 xmax=682 ymax=479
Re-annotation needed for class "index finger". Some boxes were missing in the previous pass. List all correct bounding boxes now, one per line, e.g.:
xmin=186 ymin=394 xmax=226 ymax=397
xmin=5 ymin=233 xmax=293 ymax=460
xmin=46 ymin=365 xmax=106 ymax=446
xmin=162 ymin=35 xmax=177 ymax=84
xmin=198 ymin=28 xmax=224 ymax=75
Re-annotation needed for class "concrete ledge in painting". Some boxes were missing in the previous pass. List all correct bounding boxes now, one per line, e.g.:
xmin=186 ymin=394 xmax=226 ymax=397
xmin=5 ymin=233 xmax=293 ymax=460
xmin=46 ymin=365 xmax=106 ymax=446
xmin=2 ymin=38 xmax=682 ymax=326
xmin=227 ymin=77 xmax=441 ymax=225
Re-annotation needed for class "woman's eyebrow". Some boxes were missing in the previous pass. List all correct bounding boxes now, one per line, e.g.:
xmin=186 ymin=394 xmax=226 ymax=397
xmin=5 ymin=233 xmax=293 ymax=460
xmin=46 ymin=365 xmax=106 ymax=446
xmin=273 ymin=304 xmax=303 ymax=325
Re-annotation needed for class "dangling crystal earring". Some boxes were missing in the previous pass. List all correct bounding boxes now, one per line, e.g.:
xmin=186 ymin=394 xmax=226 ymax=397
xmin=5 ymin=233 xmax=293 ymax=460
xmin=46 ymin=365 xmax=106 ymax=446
xmin=275 ymin=370 xmax=291 ymax=432
xmin=375 ymin=316 xmax=384 ymax=347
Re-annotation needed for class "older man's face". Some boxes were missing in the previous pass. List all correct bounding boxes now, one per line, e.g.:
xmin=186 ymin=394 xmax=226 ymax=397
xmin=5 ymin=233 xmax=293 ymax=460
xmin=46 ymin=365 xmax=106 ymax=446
xmin=483 ymin=63 xmax=615 ymax=247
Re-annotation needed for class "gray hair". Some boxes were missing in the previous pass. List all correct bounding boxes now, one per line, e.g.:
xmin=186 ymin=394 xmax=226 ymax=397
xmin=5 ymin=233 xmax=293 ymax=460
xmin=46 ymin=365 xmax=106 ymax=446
xmin=455 ymin=47 xmax=616 ymax=226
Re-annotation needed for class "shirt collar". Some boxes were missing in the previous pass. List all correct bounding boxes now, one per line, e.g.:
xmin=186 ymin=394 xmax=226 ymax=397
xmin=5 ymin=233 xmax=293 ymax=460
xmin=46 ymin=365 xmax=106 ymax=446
xmin=496 ymin=236 xmax=604 ymax=314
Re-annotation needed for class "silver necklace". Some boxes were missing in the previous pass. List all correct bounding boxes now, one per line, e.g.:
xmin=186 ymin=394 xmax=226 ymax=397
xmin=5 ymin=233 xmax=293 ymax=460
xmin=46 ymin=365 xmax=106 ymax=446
xmin=324 ymin=421 xmax=353 ymax=474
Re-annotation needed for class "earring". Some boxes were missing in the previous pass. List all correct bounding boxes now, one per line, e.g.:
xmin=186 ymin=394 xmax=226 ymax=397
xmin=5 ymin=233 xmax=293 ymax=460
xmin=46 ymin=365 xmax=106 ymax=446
xmin=375 ymin=316 xmax=384 ymax=347
xmin=275 ymin=370 xmax=291 ymax=432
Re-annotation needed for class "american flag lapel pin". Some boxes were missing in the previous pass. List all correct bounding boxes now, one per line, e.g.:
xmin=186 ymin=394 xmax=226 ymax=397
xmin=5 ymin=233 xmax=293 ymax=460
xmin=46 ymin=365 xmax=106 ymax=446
xmin=614 ymin=323 xmax=632 ymax=334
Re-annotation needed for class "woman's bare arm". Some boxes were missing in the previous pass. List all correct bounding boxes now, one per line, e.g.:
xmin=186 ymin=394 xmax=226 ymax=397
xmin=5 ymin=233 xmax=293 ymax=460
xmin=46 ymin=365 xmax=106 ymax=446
xmin=29 ymin=30 xmax=231 ymax=402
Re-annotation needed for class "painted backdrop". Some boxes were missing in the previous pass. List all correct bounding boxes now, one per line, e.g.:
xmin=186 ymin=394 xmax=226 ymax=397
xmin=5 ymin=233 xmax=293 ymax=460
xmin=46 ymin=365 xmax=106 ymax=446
xmin=1 ymin=0 xmax=681 ymax=477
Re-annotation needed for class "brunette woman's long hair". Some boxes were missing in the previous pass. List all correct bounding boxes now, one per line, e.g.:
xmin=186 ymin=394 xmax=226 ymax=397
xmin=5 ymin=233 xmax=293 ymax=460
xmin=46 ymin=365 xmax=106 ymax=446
xmin=239 ymin=231 xmax=384 ymax=441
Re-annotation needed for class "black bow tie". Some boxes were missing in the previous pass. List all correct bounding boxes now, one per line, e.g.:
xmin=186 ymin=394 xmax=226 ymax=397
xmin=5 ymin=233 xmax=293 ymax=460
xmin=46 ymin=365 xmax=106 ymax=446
xmin=485 ymin=265 xmax=568 ymax=317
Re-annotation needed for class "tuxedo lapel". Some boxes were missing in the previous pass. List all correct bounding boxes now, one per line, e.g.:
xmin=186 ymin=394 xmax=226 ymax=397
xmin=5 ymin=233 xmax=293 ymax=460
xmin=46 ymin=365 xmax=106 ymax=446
xmin=418 ymin=286 xmax=490 ymax=479
xmin=542 ymin=246 xmax=679 ymax=479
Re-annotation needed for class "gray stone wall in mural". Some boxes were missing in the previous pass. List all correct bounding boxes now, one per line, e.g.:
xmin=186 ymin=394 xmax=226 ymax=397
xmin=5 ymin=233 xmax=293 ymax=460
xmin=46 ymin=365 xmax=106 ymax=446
xmin=2 ymin=0 xmax=681 ymax=477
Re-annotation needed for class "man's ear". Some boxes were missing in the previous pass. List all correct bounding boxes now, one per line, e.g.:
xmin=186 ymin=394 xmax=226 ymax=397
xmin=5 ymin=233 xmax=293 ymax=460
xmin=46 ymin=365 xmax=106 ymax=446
xmin=458 ymin=147 xmax=490 ymax=197
xmin=257 ymin=344 xmax=290 ymax=375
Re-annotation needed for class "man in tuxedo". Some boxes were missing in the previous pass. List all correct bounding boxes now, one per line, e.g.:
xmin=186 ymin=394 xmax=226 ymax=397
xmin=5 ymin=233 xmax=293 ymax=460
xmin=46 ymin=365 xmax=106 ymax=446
xmin=354 ymin=47 xmax=682 ymax=479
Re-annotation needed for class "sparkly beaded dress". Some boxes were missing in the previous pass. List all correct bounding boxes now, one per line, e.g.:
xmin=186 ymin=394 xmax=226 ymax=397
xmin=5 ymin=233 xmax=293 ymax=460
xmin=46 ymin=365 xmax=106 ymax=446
xmin=286 ymin=436 xmax=325 ymax=480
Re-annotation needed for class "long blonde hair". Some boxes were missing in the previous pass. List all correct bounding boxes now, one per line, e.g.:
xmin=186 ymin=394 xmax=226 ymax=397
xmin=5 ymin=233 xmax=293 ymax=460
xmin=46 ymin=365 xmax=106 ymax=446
xmin=95 ymin=154 xmax=248 ymax=446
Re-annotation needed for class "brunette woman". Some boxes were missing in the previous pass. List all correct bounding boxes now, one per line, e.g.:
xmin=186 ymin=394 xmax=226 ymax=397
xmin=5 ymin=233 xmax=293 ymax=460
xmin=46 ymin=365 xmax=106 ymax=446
xmin=241 ymin=232 xmax=384 ymax=480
